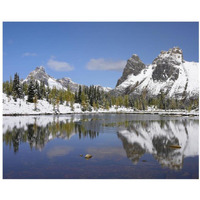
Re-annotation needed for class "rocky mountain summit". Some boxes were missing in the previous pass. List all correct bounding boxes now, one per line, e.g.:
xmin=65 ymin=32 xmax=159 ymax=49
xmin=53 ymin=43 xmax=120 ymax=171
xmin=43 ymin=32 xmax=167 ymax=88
xmin=113 ymin=47 xmax=199 ymax=100
xmin=116 ymin=54 xmax=146 ymax=86
xmin=23 ymin=66 xmax=71 ymax=90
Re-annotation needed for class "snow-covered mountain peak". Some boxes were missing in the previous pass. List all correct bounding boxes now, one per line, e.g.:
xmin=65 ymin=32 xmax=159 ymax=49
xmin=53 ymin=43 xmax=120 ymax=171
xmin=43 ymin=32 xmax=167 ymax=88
xmin=24 ymin=66 xmax=49 ymax=82
xmin=56 ymin=77 xmax=80 ymax=91
xmin=23 ymin=66 xmax=64 ymax=90
xmin=153 ymin=47 xmax=183 ymax=66
xmin=35 ymin=66 xmax=45 ymax=72
xmin=113 ymin=47 xmax=199 ymax=99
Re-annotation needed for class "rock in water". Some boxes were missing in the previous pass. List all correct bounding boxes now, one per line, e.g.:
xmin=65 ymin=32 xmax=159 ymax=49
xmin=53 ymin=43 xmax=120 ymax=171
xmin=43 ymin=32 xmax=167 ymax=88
xmin=169 ymin=145 xmax=181 ymax=149
xmin=85 ymin=154 xmax=92 ymax=159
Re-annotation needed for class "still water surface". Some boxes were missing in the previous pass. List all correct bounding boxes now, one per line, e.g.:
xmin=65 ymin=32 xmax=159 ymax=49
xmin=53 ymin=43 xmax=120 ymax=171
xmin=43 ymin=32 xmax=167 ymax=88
xmin=3 ymin=114 xmax=199 ymax=179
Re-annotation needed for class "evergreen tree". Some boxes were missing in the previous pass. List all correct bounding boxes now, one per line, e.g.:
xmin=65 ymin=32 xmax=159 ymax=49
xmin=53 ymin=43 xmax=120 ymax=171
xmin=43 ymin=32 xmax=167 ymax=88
xmin=96 ymin=87 xmax=101 ymax=102
xmin=141 ymin=89 xmax=147 ymax=110
xmin=56 ymin=96 xmax=60 ymax=112
xmin=27 ymin=80 xmax=35 ymax=103
xmin=12 ymin=73 xmax=23 ymax=100
xmin=58 ymin=89 xmax=65 ymax=104
xmin=13 ymin=73 xmax=19 ymax=95
xmin=22 ymin=82 xmax=28 ymax=96
xmin=78 ymin=85 xmax=82 ymax=103
xmin=111 ymin=96 xmax=116 ymax=106
xmin=3 ymin=81 xmax=10 ymax=96
xmin=118 ymin=96 xmax=123 ymax=107
xmin=96 ymin=101 xmax=99 ymax=110
xmin=35 ymin=81 xmax=41 ymax=99
xmin=3 ymin=77 xmax=13 ymax=96
xmin=74 ymin=91 xmax=78 ymax=103
xmin=170 ymin=98 xmax=176 ymax=110
xmin=105 ymin=99 xmax=110 ymax=110
xmin=9 ymin=76 xmax=13 ymax=96
xmin=115 ymin=97 xmax=119 ymax=109
xmin=158 ymin=91 xmax=165 ymax=109
xmin=70 ymin=96 xmax=75 ymax=111
xmin=46 ymin=86 xmax=51 ymax=102
xmin=81 ymin=90 xmax=89 ymax=111
xmin=39 ymin=81 xmax=46 ymax=99
xmin=124 ymin=95 xmax=129 ymax=108
xmin=49 ymin=86 xmax=57 ymax=105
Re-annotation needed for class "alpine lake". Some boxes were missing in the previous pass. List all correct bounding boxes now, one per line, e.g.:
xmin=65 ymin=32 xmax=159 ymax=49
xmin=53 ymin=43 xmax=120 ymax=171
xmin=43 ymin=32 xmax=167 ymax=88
xmin=3 ymin=114 xmax=199 ymax=179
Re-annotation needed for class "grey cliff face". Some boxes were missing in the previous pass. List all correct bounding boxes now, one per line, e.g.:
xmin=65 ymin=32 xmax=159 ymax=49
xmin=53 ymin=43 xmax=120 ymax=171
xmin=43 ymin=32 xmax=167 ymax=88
xmin=116 ymin=54 xmax=146 ymax=87
xmin=152 ymin=47 xmax=183 ymax=82
xmin=152 ymin=63 xmax=179 ymax=82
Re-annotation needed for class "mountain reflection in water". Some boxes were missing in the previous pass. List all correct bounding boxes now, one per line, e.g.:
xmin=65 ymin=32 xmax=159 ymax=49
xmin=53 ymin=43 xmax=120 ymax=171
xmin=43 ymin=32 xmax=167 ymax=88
xmin=3 ymin=115 xmax=198 ymax=172
xmin=117 ymin=120 xmax=198 ymax=170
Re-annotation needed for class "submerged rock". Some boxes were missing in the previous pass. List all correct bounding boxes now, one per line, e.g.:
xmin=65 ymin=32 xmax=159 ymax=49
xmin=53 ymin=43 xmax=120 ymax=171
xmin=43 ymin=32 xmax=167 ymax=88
xmin=85 ymin=154 xmax=92 ymax=159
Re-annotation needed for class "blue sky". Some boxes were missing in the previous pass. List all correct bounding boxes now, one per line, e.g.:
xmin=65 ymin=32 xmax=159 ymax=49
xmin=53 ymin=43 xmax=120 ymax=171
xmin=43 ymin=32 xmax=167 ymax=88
xmin=3 ymin=22 xmax=199 ymax=88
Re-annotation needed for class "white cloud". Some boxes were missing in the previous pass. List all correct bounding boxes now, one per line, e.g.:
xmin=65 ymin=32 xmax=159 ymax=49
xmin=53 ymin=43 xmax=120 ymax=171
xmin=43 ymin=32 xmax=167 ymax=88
xmin=86 ymin=58 xmax=126 ymax=71
xmin=22 ymin=52 xmax=37 ymax=57
xmin=47 ymin=58 xmax=74 ymax=71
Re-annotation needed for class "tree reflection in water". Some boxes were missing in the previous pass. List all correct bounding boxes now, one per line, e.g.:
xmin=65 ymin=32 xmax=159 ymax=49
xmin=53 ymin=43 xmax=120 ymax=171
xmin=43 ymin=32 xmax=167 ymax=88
xmin=3 ymin=116 xmax=100 ymax=152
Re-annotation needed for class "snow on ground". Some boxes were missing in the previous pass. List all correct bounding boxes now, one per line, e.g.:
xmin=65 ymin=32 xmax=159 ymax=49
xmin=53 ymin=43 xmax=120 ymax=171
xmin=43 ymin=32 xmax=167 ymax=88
xmin=2 ymin=93 xmax=135 ymax=115
xmin=2 ymin=93 xmax=198 ymax=116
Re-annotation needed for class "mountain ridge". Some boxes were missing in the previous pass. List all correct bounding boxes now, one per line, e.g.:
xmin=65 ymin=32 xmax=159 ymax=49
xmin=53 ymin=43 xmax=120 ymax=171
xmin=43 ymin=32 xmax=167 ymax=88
xmin=23 ymin=66 xmax=112 ymax=92
xmin=112 ymin=47 xmax=199 ymax=100
xmin=22 ymin=47 xmax=199 ymax=100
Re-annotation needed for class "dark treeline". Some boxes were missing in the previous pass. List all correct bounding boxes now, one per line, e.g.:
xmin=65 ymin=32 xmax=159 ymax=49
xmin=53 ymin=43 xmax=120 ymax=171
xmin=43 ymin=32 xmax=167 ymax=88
xmin=3 ymin=73 xmax=199 ymax=111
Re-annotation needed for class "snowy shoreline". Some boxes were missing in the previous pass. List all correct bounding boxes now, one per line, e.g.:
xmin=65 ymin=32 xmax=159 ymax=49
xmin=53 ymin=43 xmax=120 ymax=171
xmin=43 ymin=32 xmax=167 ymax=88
xmin=3 ymin=110 xmax=199 ymax=117
xmin=3 ymin=93 xmax=198 ymax=116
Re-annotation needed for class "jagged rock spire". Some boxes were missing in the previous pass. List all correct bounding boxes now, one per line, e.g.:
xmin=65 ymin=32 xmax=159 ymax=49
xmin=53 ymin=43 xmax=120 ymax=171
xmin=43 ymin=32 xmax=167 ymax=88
xmin=116 ymin=54 xmax=145 ymax=87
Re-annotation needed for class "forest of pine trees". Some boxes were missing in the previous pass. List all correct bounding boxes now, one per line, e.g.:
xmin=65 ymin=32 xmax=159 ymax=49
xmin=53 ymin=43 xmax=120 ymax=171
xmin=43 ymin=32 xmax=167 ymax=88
xmin=3 ymin=73 xmax=199 ymax=112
